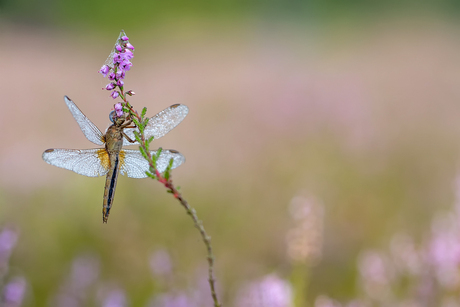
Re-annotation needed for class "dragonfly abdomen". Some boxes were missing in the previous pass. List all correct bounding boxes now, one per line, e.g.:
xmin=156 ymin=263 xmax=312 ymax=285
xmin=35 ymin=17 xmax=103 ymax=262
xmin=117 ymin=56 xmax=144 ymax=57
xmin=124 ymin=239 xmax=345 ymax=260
xmin=102 ymin=153 xmax=120 ymax=223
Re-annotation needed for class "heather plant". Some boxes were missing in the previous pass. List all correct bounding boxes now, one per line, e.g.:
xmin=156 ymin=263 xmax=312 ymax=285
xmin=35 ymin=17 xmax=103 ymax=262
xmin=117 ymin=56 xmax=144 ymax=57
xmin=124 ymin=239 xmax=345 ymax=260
xmin=100 ymin=289 xmax=127 ymax=307
xmin=0 ymin=227 xmax=26 ymax=307
xmin=97 ymin=30 xmax=221 ymax=307
xmin=52 ymin=254 xmax=100 ymax=306
xmin=234 ymin=274 xmax=294 ymax=307
xmin=312 ymin=175 xmax=460 ymax=307
xmin=286 ymin=195 xmax=324 ymax=306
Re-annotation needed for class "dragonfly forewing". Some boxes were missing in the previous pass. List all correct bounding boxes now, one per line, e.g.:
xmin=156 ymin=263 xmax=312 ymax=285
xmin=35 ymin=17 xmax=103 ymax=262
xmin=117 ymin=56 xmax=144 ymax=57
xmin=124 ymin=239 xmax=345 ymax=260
xmin=65 ymin=96 xmax=105 ymax=146
xmin=123 ymin=104 xmax=189 ymax=146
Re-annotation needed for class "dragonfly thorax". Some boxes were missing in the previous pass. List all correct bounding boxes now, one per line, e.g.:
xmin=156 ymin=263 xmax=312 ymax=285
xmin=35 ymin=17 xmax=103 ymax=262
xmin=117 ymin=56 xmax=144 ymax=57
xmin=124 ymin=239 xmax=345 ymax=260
xmin=105 ymin=125 xmax=124 ymax=153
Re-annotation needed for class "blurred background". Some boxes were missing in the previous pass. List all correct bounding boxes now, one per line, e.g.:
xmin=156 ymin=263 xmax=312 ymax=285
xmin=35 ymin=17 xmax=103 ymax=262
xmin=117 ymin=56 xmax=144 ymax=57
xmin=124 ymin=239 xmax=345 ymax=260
xmin=1 ymin=1 xmax=460 ymax=306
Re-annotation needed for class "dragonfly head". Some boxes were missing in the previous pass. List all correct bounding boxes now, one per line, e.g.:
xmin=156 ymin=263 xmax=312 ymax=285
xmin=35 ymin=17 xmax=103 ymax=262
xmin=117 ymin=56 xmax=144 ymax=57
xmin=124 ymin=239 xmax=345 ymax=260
xmin=109 ymin=111 xmax=117 ymax=123
xmin=109 ymin=110 xmax=127 ymax=126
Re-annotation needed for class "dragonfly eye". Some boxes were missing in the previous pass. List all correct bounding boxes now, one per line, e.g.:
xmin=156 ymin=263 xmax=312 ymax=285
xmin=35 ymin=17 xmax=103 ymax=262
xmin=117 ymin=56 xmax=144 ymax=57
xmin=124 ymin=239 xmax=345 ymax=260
xmin=109 ymin=111 xmax=116 ymax=123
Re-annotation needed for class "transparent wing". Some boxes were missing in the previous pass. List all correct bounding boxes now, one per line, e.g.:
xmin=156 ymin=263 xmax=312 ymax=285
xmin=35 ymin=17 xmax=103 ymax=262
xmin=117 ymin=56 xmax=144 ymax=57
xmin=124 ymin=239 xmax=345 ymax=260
xmin=120 ymin=149 xmax=185 ymax=178
xmin=123 ymin=104 xmax=189 ymax=146
xmin=42 ymin=148 xmax=110 ymax=177
xmin=103 ymin=30 xmax=126 ymax=69
xmin=64 ymin=96 xmax=104 ymax=146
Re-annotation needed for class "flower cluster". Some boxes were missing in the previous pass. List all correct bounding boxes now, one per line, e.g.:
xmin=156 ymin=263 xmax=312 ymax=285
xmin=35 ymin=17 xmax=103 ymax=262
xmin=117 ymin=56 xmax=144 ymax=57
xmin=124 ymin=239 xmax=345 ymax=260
xmin=311 ymin=174 xmax=460 ymax=307
xmin=98 ymin=31 xmax=135 ymax=103
xmin=286 ymin=195 xmax=324 ymax=264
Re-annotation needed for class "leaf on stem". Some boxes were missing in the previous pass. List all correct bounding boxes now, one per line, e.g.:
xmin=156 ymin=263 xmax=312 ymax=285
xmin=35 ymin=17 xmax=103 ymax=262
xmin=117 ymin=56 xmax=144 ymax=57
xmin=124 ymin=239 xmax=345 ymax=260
xmin=133 ymin=131 xmax=142 ymax=143
xmin=139 ymin=145 xmax=148 ymax=160
xmin=164 ymin=158 xmax=174 ymax=180
xmin=132 ymin=117 xmax=140 ymax=129
xmin=145 ymin=171 xmax=157 ymax=179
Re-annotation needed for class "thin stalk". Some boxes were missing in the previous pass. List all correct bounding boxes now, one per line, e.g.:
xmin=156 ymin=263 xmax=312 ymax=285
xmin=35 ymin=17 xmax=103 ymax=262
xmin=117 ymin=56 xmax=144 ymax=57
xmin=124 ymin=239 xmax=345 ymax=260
xmin=123 ymin=96 xmax=221 ymax=307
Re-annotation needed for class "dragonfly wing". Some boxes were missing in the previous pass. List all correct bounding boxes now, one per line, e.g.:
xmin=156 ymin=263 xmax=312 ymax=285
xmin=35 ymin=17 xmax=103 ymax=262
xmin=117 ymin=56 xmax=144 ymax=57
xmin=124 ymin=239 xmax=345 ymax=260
xmin=42 ymin=148 xmax=110 ymax=177
xmin=64 ymin=96 xmax=104 ymax=146
xmin=120 ymin=149 xmax=185 ymax=178
xmin=123 ymin=104 xmax=189 ymax=146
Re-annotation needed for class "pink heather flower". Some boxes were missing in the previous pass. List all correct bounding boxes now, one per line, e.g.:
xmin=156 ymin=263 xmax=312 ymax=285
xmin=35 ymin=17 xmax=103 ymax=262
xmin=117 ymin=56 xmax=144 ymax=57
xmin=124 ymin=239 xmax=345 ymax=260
xmin=120 ymin=60 xmax=132 ymax=72
xmin=123 ymin=49 xmax=133 ymax=60
xmin=111 ymin=91 xmax=119 ymax=99
xmin=149 ymin=250 xmax=173 ymax=278
xmin=70 ymin=255 xmax=100 ymax=289
xmin=117 ymin=80 xmax=124 ymax=87
xmin=0 ymin=228 xmax=18 ymax=255
xmin=126 ymin=90 xmax=135 ymax=96
xmin=108 ymin=72 xmax=116 ymax=80
xmin=99 ymin=65 xmax=110 ymax=77
xmin=235 ymin=274 xmax=293 ymax=307
xmin=113 ymin=53 xmax=124 ymax=64
xmin=121 ymin=35 xmax=129 ymax=41
xmin=115 ymin=45 xmax=123 ymax=52
xmin=125 ymin=43 xmax=134 ymax=50
xmin=116 ymin=70 xmax=125 ymax=79
xmin=105 ymin=83 xmax=116 ymax=91
xmin=3 ymin=277 xmax=26 ymax=306
xmin=102 ymin=289 xmax=126 ymax=307
xmin=114 ymin=103 xmax=123 ymax=117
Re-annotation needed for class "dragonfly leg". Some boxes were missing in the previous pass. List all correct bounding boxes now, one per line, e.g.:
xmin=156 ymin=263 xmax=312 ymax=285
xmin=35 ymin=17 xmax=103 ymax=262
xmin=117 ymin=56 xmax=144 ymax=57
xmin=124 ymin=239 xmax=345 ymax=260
xmin=122 ymin=131 xmax=136 ymax=143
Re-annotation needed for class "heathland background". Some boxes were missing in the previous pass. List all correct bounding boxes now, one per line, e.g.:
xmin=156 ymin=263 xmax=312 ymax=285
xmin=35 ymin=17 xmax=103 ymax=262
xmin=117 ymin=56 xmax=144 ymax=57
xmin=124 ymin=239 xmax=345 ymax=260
xmin=1 ymin=1 xmax=460 ymax=306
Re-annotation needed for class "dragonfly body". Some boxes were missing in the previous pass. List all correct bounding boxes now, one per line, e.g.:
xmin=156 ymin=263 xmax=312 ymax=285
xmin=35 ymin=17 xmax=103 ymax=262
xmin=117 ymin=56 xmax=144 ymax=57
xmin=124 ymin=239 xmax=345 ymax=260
xmin=43 ymin=96 xmax=188 ymax=223
xmin=102 ymin=116 xmax=130 ymax=223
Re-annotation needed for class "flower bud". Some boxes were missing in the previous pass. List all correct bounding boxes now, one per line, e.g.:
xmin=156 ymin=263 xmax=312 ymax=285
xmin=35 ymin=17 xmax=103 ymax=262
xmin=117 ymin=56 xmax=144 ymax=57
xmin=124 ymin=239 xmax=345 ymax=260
xmin=105 ymin=83 xmax=116 ymax=91
xmin=99 ymin=65 xmax=110 ymax=77
xmin=111 ymin=91 xmax=119 ymax=99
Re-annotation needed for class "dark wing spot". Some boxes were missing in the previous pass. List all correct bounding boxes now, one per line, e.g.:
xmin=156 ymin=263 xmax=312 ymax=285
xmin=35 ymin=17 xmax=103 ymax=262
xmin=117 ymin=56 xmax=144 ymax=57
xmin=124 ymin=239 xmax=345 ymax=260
xmin=170 ymin=104 xmax=180 ymax=109
xmin=44 ymin=149 xmax=55 ymax=153
xmin=169 ymin=149 xmax=179 ymax=153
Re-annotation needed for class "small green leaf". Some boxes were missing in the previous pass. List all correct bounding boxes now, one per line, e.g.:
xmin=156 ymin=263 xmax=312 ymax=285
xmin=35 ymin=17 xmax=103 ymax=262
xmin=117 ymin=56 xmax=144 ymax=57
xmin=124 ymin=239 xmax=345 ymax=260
xmin=145 ymin=171 xmax=156 ymax=179
xmin=151 ymin=153 xmax=157 ymax=169
xmin=143 ymin=117 xmax=150 ymax=128
xmin=132 ymin=117 xmax=140 ymax=128
xmin=141 ymin=107 xmax=147 ymax=118
xmin=138 ymin=122 xmax=145 ymax=133
xmin=139 ymin=146 xmax=148 ymax=160
xmin=156 ymin=148 xmax=163 ymax=160
xmin=164 ymin=158 xmax=174 ymax=180
xmin=133 ymin=131 xmax=142 ymax=144
xmin=147 ymin=136 xmax=154 ymax=145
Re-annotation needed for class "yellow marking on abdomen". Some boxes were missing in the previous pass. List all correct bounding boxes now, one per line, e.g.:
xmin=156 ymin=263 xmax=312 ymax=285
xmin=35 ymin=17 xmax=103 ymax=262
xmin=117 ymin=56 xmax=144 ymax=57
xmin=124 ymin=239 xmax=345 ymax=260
xmin=119 ymin=150 xmax=126 ymax=170
xmin=97 ymin=149 xmax=111 ymax=171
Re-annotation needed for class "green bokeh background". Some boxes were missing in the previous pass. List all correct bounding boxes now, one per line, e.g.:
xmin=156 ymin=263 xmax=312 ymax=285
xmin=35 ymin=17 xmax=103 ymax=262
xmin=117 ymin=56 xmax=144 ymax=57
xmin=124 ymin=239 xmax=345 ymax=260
xmin=1 ymin=1 xmax=460 ymax=306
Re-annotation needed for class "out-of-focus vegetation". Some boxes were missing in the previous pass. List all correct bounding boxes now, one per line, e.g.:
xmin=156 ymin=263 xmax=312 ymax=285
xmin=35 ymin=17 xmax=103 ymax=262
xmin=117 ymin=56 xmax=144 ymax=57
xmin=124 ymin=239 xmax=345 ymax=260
xmin=3 ymin=0 xmax=460 ymax=32
xmin=1 ymin=1 xmax=460 ymax=306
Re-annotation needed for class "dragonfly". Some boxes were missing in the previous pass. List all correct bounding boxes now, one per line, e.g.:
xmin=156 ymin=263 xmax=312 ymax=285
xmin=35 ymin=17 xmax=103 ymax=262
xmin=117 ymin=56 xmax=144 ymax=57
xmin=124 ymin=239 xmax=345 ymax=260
xmin=43 ymin=96 xmax=189 ymax=223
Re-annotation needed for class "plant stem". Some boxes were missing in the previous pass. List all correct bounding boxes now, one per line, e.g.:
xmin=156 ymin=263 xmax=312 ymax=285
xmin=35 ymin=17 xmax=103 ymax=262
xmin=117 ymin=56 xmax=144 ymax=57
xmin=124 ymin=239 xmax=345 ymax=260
xmin=125 ymin=101 xmax=222 ymax=307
